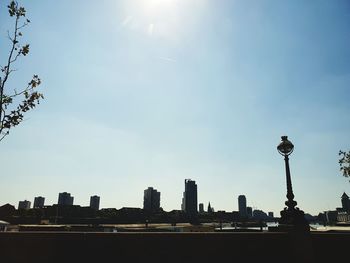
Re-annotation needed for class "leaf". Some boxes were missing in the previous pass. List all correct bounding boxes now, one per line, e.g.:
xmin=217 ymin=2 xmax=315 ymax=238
xmin=21 ymin=44 xmax=30 ymax=56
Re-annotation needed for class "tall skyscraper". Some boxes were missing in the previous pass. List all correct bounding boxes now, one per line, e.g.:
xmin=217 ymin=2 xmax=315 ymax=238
xmin=181 ymin=179 xmax=198 ymax=217
xmin=18 ymin=200 xmax=31 ymax=210
xmin=238 ymin=195 xmax=247 ymax=218
xmin=33 ymin=196 xmax=45 ymax=208
xmin=143 ymin=187 xmax=160 ymax=212
xmin=58 ymin=192 xmax=74 ymax=206
xmin=90 ymin=195 xmax=100 ymax=211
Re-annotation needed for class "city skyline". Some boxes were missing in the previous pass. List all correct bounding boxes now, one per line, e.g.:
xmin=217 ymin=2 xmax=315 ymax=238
xmin=1 ymin=0 xmax=349 ymax=215
xmin=9 ymin=185 xmax=350 ymax=217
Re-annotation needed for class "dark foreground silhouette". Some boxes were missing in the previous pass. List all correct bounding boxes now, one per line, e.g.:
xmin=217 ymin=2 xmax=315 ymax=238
xmin=0 ymin=231 xmax=349 ymax=263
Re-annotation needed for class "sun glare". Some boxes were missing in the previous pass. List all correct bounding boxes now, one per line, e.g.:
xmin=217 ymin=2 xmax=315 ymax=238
xmin=142 ymin=0 xmax=179 ymax=17
xmin=148 ymin=0 xmax=177 ymax=7
xmin=121 ymin=0 xmax=184 ymax=40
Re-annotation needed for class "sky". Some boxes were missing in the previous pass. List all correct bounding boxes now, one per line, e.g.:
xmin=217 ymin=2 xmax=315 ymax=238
xmin=0 ymin=0 xmax=349 ymax=216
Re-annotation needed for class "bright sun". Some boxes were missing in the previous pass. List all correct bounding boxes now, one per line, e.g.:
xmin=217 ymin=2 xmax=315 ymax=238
xmin=143 ymin=0 xmax=179 ymax=15
xmin=148 ymin=0 xmax=177 ymax=7
xmin=122 ymin=0 xmax=183 ymax=40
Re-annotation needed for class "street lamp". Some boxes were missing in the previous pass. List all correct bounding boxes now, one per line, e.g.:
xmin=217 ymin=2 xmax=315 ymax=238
xmin=277 ymin=136 xmax=309 ymax=232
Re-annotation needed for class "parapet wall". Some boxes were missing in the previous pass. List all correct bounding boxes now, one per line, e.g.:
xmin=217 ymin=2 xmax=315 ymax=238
xmin=0 ymin=232 xmax=348 ymax=263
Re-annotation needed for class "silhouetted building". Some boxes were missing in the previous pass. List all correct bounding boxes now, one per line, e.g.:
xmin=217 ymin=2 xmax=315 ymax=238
xmin=238 ymin=195 xmax=247 ymax=218
xmin=18 ymin=200 xmax=31 ymax=210
xmin=341 ymin=192 xmax=350 ymax=212
xmin=143 ymin=187 xmax=160 ymax=212
xmin=247 ymin=206 xmax=253 ymax=218
xmin=118 ymin=207 xmax=144 ymax=223
xmin=253 ymin=209 xmax=269 ymax=220
xmin=58 ymin=192 xmax=74 ymax=206
xmin=199 ymin=203 xmax=204 ymax=213
xmin=232 ymin=211 xmax=240 ymax=221
xmin=181 ymin=179 xmax=197 ymax=217
xmin=33 ymin=196 xmax=45 ymax=208
xmin=325 ymin=210 xmax=338 ymax=224
xmin=0 ymin=204 xmax=16 ymax=218
xmin=207 ymin=202 xmax=213 ymax=213
xmin=90 ymin=195 xmax=100 ymax=211
xmin=268 ymin=212 xmax=274 ymax=218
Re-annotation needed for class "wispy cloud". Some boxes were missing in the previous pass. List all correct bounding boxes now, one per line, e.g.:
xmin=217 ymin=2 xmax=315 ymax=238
xmin=159 ymin=56 xmax=177 ymax=63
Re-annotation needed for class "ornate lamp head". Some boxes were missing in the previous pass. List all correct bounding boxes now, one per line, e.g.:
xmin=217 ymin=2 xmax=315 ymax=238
xmin=277 ymin=136 xmax=294 ymax=156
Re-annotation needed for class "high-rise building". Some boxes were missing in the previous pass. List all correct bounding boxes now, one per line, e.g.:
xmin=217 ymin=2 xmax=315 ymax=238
xmin=341 ymin=192 xmax=350 ymax=212
xmin=181 ymin=179 xmax=198 ymax=217
xmin=18 ymin=200 xmax=31 ymax=210
xmin=143 ymin=187 xmax=160 ymax=212
xmin=33 ymin=196 xmax=45 ymax=208
xmin=238 ymin=195 xmax=247 ymax=218
xmin=90 ymin=195 xmax=100 ymax=211
xmin=247 ymin=206 xmax=253 ymax=218
xmin=58 ymin=192 xmax=74 ymax=206
xmin=199 ymin=203 xmax=204 ymax=213
xmin=207 ymin=202 xmax=213 ymax=213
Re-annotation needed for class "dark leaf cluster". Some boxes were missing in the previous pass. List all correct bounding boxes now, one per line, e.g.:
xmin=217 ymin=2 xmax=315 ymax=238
xmin=8 ymin=1 xmax=26 ymax=17
xmin=339 ymin=150 xmax=350 ymax=179
xmin=1 ymin=76 xmax=43 ymax=136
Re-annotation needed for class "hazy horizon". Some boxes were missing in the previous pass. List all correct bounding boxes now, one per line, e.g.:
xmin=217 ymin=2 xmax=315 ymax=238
xmin=1 ymin=0 xmax=350 ymax=216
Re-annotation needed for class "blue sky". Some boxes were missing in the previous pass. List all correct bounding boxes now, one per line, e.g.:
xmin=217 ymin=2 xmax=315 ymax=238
xmin=0 ymin=0 xmax=349 ymax=215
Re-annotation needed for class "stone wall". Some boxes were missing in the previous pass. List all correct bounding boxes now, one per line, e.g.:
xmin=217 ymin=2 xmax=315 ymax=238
xmin=0 ymin=232 xmax=348 ymax=263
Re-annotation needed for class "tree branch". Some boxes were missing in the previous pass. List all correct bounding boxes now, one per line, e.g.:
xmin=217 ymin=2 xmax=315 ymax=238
xmin=0 ymin=12 xmax=20 ymax=124
xmin=0 ymin=132 xmax=9 ymax=142
xmin=0 ymin=1 xmax=43 ymax=142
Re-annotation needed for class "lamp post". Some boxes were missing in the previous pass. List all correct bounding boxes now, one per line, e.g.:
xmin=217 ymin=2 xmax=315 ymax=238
xmin=277 ymin=136 xmax=309 ymax=232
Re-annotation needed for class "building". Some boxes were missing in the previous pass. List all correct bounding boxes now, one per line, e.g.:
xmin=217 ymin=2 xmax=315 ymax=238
xmin=268 ymin=212 xmax=274 ymax=218
xmin=143 ymin=187 xmax=160 ymax=212
xmin=337 ymin=211 xmax=350 ymax=223
xmin=90 ymin=195 xmax=100 ymax=211
xmin=247 ymin=206 xmax=253 ymax=218
xmin=207 ymin=202 xmax=213 ymax=213
xmin=33 ymin=196 xmax=45 ymax=208
xmin=0 ymin=204 xmax=16 ymax=218
xmin=253 ymin=209 xmax=269 ymax=220
xmin=18 ymin=200 xmax=31 ymax=210
xmin=181 ymin=179 xmax=198 ymax=217
xmin=199 ymin=203 xmax=204 ymax=213
xmin=238 ymin=195 xmax=247 ymax=219
xmin=325 ymin=210 xmax=338 ymax=224
xmin=341 ymin=192 xmax=350 ymax=212
xmin=232 ymin=211 xmax=240 ymax=221
xmin=58 ymin=192 xmax=74 ymax=206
